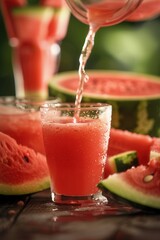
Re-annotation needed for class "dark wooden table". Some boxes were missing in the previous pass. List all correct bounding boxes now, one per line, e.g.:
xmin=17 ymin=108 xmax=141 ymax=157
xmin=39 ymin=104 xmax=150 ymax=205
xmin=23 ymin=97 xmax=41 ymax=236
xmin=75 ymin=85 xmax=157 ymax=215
xmin=1 ymin=189 xmax=160 ymax=240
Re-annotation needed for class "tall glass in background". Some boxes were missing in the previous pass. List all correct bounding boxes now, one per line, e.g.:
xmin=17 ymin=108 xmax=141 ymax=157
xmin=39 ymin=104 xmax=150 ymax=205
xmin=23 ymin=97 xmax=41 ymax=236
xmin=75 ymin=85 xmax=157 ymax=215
xmin=0 ymin=0 xmax=70 ymax=99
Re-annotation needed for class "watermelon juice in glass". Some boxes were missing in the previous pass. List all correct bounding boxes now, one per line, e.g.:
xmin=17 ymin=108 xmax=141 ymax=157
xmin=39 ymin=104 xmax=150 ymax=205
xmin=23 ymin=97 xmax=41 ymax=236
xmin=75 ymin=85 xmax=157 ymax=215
xmin=0 ymin=0 xmax=70 ymax=99
xmin=40 ymin=103 xmax=112 ymax=204
xmin=0 ymin=96 xmax=59 ymax=155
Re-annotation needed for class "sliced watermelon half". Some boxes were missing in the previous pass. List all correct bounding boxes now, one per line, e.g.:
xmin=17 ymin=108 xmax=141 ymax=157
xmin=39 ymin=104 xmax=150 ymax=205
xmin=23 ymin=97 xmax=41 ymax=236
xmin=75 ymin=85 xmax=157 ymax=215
xmin=98 ymin=158 xmax=160 ymax=209
xmin=0 ymin=132 xmax=50 ymax=195
xmin=49 ymin=70 xmax=160 ymax=137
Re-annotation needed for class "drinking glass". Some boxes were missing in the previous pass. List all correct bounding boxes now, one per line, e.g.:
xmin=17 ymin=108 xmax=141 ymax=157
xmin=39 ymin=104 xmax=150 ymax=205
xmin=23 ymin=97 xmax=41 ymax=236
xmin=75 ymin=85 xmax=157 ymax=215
xmin=40 ymin=102 xmax=112 ymax=205
xmin=0 ymin=0 xmax=70 ymax=99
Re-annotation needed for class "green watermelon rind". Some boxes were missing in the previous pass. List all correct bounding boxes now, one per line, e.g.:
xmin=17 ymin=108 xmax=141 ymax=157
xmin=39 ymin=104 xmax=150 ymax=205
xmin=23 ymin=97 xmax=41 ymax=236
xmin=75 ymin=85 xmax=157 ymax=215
xmin=98 ymin=174 xmax=160 ymax=209
xmin=49 ymin=70 xmax=160 ymax=137
xmin=24 ymin=90 xmax=48 ymax=100
xmin=0 ymin=176 xmax=50 ymax=195
xmin=109 ymin=150 xmax=139 ymax=173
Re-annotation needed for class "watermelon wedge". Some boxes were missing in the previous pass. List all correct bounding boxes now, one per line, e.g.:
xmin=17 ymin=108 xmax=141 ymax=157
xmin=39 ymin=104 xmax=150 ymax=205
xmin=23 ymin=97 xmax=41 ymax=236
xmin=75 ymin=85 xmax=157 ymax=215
xmin=0 ymin=132 xmax=50 ymax=195
xmin=108 ymin=128 xmax=153 ymax=165
xmin=98 ymin=158 xmax=160 ymax=209
xmin=49 ymin=70 xmax=160 ymax=137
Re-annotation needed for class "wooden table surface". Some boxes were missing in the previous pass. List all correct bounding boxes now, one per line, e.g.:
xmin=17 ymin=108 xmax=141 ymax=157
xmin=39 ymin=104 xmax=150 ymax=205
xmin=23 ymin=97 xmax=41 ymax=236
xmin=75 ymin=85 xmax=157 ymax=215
xmin=0 ymin=189 xmax=160 ymax=240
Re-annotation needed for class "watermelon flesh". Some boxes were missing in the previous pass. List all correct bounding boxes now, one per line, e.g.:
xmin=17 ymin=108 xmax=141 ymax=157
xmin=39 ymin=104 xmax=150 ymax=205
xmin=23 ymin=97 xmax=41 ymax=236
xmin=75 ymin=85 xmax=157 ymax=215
xmin=108 ymin=128 xmax=153 ymax=165
xmin=151 ymin=137 xmax=160 ymax=153
xmin=150 ymin=137 xmax=160 ymax=159
xmin=57 ymin=72 xmax=160 ymax=97
xmin=0 ymin=132 xmax=50 ymax=195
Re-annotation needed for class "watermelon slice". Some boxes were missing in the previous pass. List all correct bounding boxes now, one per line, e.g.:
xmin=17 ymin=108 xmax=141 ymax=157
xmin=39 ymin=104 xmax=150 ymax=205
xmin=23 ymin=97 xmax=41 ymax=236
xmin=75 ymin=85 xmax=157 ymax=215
xmin=0 ymin=132 xmax=50 ymax=195
xmin=98 ymin=158 xmax=160 ymax=209
xmin=108 ymin=128 xmax=153 ymax=165
xmin=49 ymin=70 xmax=160 ymax=137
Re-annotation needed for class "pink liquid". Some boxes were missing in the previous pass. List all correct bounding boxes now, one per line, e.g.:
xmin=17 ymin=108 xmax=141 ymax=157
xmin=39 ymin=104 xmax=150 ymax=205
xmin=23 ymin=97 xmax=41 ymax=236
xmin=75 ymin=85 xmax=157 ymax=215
xmin=0 ymin=0 xmax=70 ymax=98
xmin=0 ymin=107 xmax=45 ymax=155
xmin=42 ymin=117 xmax=109 ymax=196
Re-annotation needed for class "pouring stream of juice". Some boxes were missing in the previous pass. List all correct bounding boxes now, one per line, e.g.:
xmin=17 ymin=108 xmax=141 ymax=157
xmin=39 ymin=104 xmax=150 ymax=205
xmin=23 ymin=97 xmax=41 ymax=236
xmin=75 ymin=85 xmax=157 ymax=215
xmin=66 ymin=0 xmax=144 ymax=110
xmin=75 ymin=25 xmax=96 ymax=108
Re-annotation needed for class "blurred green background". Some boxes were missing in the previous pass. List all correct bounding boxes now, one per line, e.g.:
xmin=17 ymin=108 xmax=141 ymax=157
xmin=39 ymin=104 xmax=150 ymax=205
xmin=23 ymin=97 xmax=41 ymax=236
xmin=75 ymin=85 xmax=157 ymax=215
xmin=0 ymin=11 xmax=160 ymax=96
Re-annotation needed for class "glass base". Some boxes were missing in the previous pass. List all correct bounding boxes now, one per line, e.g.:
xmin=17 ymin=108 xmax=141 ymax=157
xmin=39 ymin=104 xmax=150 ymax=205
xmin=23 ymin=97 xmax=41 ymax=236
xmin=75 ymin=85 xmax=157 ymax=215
xmin=51 ymin=192 xmax=108 ymax=205
xmin=51 ymin=192 xmax=142 ymax=221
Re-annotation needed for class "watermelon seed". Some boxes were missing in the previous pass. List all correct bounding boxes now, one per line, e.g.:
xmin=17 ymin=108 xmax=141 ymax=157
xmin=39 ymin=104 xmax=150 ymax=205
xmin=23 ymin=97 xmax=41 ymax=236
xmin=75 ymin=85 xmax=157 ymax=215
xmin=144 ymin=174 xmax=154 ymax=183
xmin=23 ymin=155 xmax=30 ymax=163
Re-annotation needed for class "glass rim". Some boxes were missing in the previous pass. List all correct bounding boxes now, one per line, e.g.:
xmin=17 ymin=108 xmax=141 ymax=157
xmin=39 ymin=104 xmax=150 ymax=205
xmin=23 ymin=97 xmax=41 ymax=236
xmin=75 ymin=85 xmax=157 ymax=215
xmin=0 ymin=96 xmax=61 ymax=114
xmin=40 ymin=102 xmax=112 ymax=111
xmin=0 ymin=96 xmax=60 ymax=103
